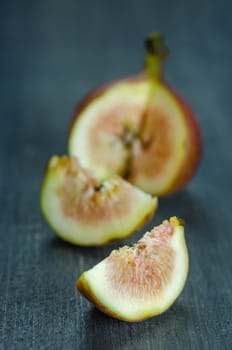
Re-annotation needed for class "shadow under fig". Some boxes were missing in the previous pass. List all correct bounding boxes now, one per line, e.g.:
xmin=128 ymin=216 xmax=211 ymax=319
xmin=48 ymin=235 xmax=116 ymax=260
xmin=81 ymin=301 xmax=191 ymax=350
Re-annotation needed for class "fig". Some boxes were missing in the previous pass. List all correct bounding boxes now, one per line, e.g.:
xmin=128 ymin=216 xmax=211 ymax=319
xmin=40 ymin=156 xmax=158 ymax=246
xmin=77 ymin=217 xmax=189 ymax=322
xmin=68 ymin=33 xmax=202 ymax=196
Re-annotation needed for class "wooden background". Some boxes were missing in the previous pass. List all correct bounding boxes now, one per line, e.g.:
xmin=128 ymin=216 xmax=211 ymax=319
xmin=0 ymin=0 xmax=231 ymax=349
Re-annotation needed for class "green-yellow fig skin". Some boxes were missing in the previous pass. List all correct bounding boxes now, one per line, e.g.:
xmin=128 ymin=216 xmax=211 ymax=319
xmin=40 ymin=155 xmax=158 ymax=247
xmin=76 ymin=217 xmax=189 ymax=322
xmin=41 ymin=180 xmax=157 ymax=247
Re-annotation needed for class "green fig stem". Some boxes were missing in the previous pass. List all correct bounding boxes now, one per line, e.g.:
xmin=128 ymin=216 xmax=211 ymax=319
xmin=144 ymin=32 xmax=168 ymax=80
xmin=139 ymin=33 xmax=169 ymax=146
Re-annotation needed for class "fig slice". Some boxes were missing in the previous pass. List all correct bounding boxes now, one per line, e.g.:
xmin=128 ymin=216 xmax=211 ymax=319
xmin=40 ymin=156 xmax=158 ymax=246
xmin=68 ymin=33 xmax=202 ymax=196
xmin=77 ymin=217 xmax=189 ymax=322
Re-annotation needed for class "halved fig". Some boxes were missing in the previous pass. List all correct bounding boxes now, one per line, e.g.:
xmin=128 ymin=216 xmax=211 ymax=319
xmin=69 ymin=33 xmax=202 ymax=196
xmin=40 ymin=156 xmax=158 ymax=246
xmin=77 ymin=217 xmax=189 ymax=321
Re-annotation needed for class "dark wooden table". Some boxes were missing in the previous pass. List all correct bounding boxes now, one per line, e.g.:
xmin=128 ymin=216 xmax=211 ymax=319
xmin=1 ymin=1 xmax=231 ymax=349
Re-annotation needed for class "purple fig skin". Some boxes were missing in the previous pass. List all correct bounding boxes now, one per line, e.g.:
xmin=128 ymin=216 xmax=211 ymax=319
xmin=68 ymin=33 xmax=202 ymax=195
xmin=68 ymin=72 xmax=202 ymax=196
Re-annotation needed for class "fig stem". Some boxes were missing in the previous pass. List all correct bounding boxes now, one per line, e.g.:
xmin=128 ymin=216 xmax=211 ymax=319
xmin=139 ymin=33 xmax=169 ymax=146
xmin=144 ymin=32 xmax=168 ymax=80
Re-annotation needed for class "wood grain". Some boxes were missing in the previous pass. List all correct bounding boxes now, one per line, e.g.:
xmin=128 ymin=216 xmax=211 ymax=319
xmin=0 ymin=0 xmax=231 ymax=349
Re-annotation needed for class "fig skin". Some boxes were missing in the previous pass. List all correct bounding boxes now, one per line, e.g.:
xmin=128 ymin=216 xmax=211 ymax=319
xmin=77 ymin=217 xmax=189 ymax=322
xmin=161 ymin=86 xmax=202 ymax=194
xmin=40 ymin=155 xmax=158 ymax=246
xmin=68 ymin=33 xmax=202 ymax=196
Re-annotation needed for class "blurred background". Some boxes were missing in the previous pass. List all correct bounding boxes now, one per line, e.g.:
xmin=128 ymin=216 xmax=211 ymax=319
xmin=1 ymin=0 xmax=231 ymax=191
xmin=0 ymin=0 xmax=231 ymax=349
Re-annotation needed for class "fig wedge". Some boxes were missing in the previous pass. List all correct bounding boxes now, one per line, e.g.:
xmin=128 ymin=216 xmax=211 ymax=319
xmin=69 ymin=33 xmax=202 ymax=196
xmin=40 ymin=156 xmax=158 ymax=246
xmin=77 ymin=217 xmax=189 ymax=321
